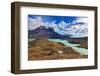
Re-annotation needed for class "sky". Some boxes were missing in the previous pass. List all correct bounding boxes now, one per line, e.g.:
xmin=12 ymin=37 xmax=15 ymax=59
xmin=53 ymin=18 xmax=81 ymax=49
xmin=28 ymin=15 xmax=88 ymax=38
xmin=28 ymin=15 xmax=77 ymax=24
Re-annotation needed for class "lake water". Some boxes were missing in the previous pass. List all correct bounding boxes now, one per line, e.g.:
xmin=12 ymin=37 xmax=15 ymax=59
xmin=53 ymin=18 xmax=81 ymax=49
xmin=28 ymin=39 xmax=88 ymax=55
xmin=48 ymin=39 xmax=88 ymax=55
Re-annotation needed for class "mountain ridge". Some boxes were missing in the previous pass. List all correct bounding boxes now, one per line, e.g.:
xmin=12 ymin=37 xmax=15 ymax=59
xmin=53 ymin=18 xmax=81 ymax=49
xmin=28 ymin=26 xmax=71 ymax=39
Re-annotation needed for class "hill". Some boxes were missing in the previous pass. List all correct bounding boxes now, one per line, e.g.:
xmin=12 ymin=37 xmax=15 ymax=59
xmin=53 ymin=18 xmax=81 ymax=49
xmin=28 ymin=38 xmax=87 ymax=60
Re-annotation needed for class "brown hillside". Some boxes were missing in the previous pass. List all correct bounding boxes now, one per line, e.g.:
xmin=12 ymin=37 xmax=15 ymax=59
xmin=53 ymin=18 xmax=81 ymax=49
xmin=28 ymin=38 xmax=88 ymax=60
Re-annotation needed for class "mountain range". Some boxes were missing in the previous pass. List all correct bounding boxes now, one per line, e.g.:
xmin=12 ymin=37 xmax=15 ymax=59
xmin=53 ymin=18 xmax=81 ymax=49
xmin=28 ymin=26 xmax=71 ymax=39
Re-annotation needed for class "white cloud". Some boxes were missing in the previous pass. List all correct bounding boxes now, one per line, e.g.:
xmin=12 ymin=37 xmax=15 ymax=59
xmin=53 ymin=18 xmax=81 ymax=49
xmin=66 ymin=17 xmax=88 ymax=38
xmin=58 ymin=21 xmax=67 ymax=29
xmin=54 ymin=17 xmax=88 ymax=37
xmin=44 ymin=21 xmax=57 ymax=29
xmin=28 ymin=16 xmax=44 ymax=30
xmin=73 ymin=17 xmax=88 ymax=24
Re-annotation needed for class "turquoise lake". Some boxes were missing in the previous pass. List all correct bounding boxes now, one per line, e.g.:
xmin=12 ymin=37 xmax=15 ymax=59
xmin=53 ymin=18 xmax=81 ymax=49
xmin=48 ymin=39 xmax=88 ymax=55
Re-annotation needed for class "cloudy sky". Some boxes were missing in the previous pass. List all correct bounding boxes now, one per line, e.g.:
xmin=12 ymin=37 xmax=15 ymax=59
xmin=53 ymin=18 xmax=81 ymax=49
xmin=28 ymin=15 xmax=88 ymax=38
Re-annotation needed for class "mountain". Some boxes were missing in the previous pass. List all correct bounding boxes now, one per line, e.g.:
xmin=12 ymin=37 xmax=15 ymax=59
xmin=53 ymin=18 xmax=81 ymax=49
xmin=28 ymin=26 xmax=71 ymax=39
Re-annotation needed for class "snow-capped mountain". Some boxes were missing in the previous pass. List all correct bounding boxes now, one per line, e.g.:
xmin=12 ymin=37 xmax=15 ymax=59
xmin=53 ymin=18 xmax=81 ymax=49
xmin=28 ymin=26 xmax=71 ymax=39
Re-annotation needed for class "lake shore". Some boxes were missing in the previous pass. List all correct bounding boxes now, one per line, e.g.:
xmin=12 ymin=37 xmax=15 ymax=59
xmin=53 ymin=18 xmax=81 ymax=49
xmin=28 ymin=38 xmax=88 ymax=60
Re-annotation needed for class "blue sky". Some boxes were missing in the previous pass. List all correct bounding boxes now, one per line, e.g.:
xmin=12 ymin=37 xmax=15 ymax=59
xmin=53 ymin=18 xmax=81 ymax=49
xmin=28 ymin=15 xmax=77 ymax=24
xmin=28 ymin=15 xmax=88 ymax=38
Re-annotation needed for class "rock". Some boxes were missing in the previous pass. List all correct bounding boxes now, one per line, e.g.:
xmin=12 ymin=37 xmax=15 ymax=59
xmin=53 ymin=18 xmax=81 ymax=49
xmin=41 ymin=50 xmax=53 ymax=56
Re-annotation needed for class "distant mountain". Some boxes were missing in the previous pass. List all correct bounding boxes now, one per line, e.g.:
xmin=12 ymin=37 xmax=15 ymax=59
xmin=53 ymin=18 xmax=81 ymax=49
xmin=67 ymin=37 xmax=88 ymax=43
xmin=28 ymin=26 xmax=71 ymax=39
